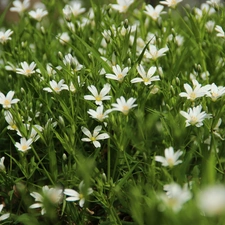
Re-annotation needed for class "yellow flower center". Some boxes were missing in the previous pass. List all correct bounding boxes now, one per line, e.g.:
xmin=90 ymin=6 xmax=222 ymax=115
xmin=79 ymin=193 xmax=84 ymax=199
xmin=117 ymin=74 xmax=123 ymax=79
xmin=54 ymin=86 xmax=60 ymax=92
xmin=4 ymin=99 xmax=11 ymax=107
xmin=11 ymin=124 xmax=17 ymax=130
xmin=122 ymin=105 xmax=130 ymax=115
xmin=95 ymin=95 xmax=102 ymax=101
xmin=167 ymin=158 xmax=174 ymax=167
xmin=143 ymin=77 xmax=150 ymax=83
xmin=21 ymin=145 xmax=28 ymax=151
xmin=25 ymin=69 xmax=31 ymax=75
xmin=90 ymin=137 xmax=96 ymax=142
xmin=190 ymin=92 xmax=196 ymax=101
xmin=190 ymin=116 xmax=198 ymax=125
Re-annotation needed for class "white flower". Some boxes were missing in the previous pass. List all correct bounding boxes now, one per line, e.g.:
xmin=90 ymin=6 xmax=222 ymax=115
xmin=57 ymin=32 xmax=70 ymax=45
xmin=10 ymin=0 xmax=30 ymax=14
xmin=111 ymin=96 xmax=137 ymax=115
xmin=84 ymin=84 xmax=111 ymax=105
xmin=206 ymin=0 xmax=222 ymax=8
xmin=155 ymin=147 xmax=183 ymax=167
xmin=63 ymin=5 xmax=72 ymax=21
xmin=0 ymin=29 xmax=13 ymax=44
xmin=160 ymin=0 xmax=183 ymax=8
xmin=0 ymin=157 xmax=5 ymax=171
xmin=30 ymin=185 xmax=63 ymax=215
xmin=64 ymin=181 xmax=93 ymax=208
xmin=215 ymin=25 xmax=225 ymax=38
xmin=4 ymin=111 xmax=18 ymax=130
xmin=206 ymin=83 xmax=225 ymax=101
xmin=63 ymin=53 xmax=83 ymax=71
xmin=87 ymin=105 xmax=112 ymax=122
xmin=69 ymin=1 xmax=85 ymax=17
xmin=16 ymin=61 xmax=36 ymax=77
xmin=159 ymin=183 xmax=192 ymax=212
xmin=180 ymin=105 xmax=211 ymax=127
xmin=43 ymin=79 xmax=69 ymax=93
xmin=0 ymin=204 xmax=10 ymax=221
xmin=205 ymin=20 xmax=215 ymax=32
xmin=179 ymin=79 xmax=211 ymax=101
xmin=144 ymin=4 xmax=165 ymax=21
xmin=5 ymin=62 xmax=17 ymax=72
xmin=106 ymin=65 xmax=129 ymax=82
xmin=15 ymin=137 xmax=33 ymax=152
xmin=81 ymin=126 xmax=110 ymax=148
xmin=197 ymin=185 xmax=225 ymax=216
xmin=131 ymin=65 xmax=160 ymax=85
xmin=145 ymin=45 xmax=169 ymax=61
xmin=0 ymin=91 xmax=20 ymax=109
xmin=28 ymin=8 xmax=48 ymax=22
xmin=111 ymin=0 xmax=134 ymax=13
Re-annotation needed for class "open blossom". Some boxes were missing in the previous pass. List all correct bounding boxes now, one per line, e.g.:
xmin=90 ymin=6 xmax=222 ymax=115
xmin=144 ymin=4 xmax=165 ymax=21
xmin=197 ymin=185 xmax=225 ymax=216
xmin=215 ymin=25 xmax=225 ymax=38
xmin=43 ymin=79 xmax=69 ymax=93
xmin=63 ymin=53 xmax=83 ymax=71
xmin=106 ymin=65 xmax=129 ymax=82
xmin=10 ymin=0 xmax=30 ymax=14
xmin=30 ymin=185 xmax=63 ymax=215
xmin=16 ymin=61 xmax=36 ymax=76
xmin=180 ymin=105 xmax=212 ymax=127
xmin=81 ymin=126 xmax=110 ymax=148
xmin=0 ymin=29 xmax=13 ymax=44
xmin=28 ymin=8 xmax=48 ymax=21
xmin=0 ymin=91 xmax=20 ymax=109
xmin=155 ymin=147 xmax=183 ymax=167
xmin=69 ymin=2 xmax=85 ymax=16
xmin=206 ymin=0 xmax=222 ymax=8
xmin=159 ymin=183 xmax=192 ymax=212
xmin=145 ymin=45 xmax=169 ymax=61
xmin=206 ymin=83 xmax=225 ymax=101
xmin=111 ymin=96 xmax=137 ymax=115
xmin=84 ymin=84 xmax=111 ymax=105
xmin=87 ymin=105 xmax=112 ymax=122
xmin=179 ymin=79 xmax=211 ymax=101
xmin=160 ymin=0 xmax=183 ymax=8
xmin=0 ymin=204 xmax=10 ymax=221
xmin=15 ymin=137 xmax=33 ymax=152
xmin=131 ymin=65 xmax=160 ymax=85
xmin=111 ymin=0 xmax=134 ymax=13
xmin=4 ymin=111 xmax=18 ymax=130
xmin=64 ymin=181 xmax=93 ymax=207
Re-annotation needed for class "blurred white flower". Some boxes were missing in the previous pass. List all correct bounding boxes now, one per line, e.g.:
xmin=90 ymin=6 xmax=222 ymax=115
xmin=205 ymin=20 xmax=215 ymax=32
xmin=0 ymin=157 xmax=5 ymax=171
xmin=131 ymin=65 xmax=160 ymax=85
xmin=0 ymin=204 xmax=10 ymax=221
xmin=215 ymin=25 xmax=225 ymax=38
xmin=155 ymin=147 xmax=183 ymax=167
xmin=28 ymin=8 xmax=48 ymax=22
xmin=206 ymin=0 xmax=222 ymax=8
xmin=111 ymin=96 xmax=137 ymax=115
xmin=10 ymin=0 xmax=30 ymax=14
xmin=63 ymin=5 xmax=72 ymax=21
xmin=0 ymin=29 xmax=13 ymax=44
xmin=160 ymin=0 xmax=183 ymax=8
xmin=159 ymin=182 xmax=192 ymax=212
xmin=0 ymin=91 xmax=20 ymax=109
xmin=144 ymin=4 xmax=165 ymax=21
xmin=30 ymin=185 xmax=63 ymax=215
xmin=43 ymin=79 xmax=69 ymax=93
xmin=106 ymin=65 xmax=129 ymax=82
xmin=111 ymin=0 xmax=134 ymax=13
xmin=16 ymin=61 xmax=36 ymax=77
xmin=145 ymin=45 xmax=169 ymax=61
xmin=180 ymin=105 xmax=211 ymax=127
xmin=15 ymin=137 xmax=33 ymax=152
xmin=57 ymin=32 xmax=70 ymax=44
xmin=69 ymin=1 xmax=85 ymax=17
xmin=63 ymin=53 xmax=83 ymax=71
xmin=206 ymin=83 xmax=225 ymax=101
xmin=84 ymin=84 xmax=111 ymax=105
xmin=81 ymin=126 xmax=109 ymax=148
xmin=4 ymin=111 xmax=18 ymax=130
xmin=197 ymin=185 xmax=225 ymax=216
xmin=64 ymin=181 xmax=93 ymax=207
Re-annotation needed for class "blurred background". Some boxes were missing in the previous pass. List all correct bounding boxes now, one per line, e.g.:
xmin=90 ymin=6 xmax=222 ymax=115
xmin=0 ymin=0 xmax=211 ymax=22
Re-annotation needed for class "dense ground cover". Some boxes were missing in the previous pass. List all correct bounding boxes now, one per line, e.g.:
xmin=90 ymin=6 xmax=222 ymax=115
xmin=1 ymin=0 xmax=225 ymax=224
